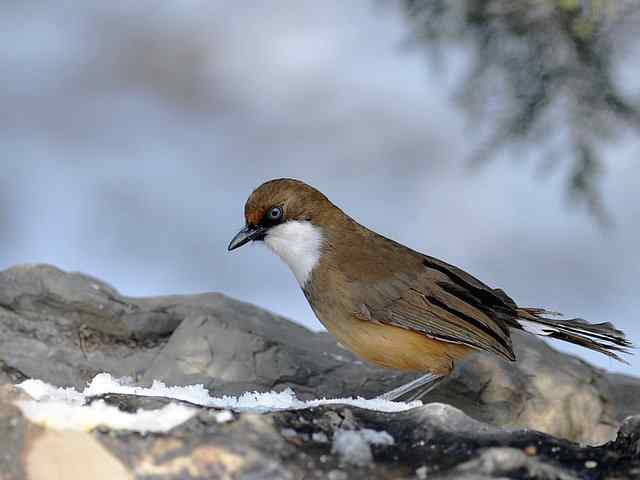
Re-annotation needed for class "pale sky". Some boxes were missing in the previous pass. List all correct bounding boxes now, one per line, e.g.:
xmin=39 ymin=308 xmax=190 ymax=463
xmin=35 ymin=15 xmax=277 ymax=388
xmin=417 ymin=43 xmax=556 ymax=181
xmin=1 ymin=1 xmax=638 ymax=375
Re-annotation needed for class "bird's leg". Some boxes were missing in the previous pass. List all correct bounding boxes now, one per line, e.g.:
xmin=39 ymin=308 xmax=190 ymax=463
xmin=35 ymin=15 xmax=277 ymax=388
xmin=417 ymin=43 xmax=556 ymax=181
xmin=378 ymin=373 xmax=445 ymax=402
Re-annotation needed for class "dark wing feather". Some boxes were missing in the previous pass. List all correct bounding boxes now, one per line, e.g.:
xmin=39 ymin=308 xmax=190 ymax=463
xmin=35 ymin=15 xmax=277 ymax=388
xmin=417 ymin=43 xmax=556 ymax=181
xmin=361 ymin=256 xmax=518 ymax=361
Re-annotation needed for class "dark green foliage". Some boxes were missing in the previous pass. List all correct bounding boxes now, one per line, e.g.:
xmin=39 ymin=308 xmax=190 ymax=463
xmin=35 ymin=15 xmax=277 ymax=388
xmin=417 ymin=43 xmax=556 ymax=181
xmin=403 ymin=0 xmax=640 ymax=217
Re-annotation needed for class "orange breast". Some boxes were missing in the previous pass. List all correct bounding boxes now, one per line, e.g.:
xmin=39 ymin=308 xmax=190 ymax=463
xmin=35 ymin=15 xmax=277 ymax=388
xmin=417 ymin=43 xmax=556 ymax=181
xmin=323 ymin=316 xmax=473 ymax=374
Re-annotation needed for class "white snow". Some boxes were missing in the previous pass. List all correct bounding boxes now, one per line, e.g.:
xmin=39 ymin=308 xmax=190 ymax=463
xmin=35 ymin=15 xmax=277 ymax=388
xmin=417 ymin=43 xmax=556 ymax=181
xmin=15 ymin=399 xmax=197 ymax=433
xmin=18 ymin=379 xmax=86 ymax=405
xmin=15 ymin=373 xmax=421 ymax=433
xmin=20 ymin=373 xmax=421 ymax=412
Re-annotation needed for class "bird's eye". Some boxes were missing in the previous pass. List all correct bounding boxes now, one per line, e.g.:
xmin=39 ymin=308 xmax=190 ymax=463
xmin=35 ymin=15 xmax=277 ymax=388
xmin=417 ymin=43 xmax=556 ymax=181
xmin=267 ymin=206 xmax=283 ymax=221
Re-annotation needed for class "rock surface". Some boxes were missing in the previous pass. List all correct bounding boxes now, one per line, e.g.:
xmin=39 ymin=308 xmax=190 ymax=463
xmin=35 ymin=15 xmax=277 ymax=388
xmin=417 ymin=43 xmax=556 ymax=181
xmin=1 ymin=264 xmax=639 ymax=479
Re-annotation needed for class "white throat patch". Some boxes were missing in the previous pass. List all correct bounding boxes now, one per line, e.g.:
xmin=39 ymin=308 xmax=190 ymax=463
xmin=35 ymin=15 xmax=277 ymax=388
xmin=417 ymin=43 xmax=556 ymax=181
xmin=264 ymin=221 xmax=323 ymax=287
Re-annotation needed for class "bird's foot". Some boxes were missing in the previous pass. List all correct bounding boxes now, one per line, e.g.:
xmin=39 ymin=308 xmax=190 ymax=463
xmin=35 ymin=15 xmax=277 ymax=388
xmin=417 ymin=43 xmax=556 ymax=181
xmin=378 ymin=373 xmax=445 ymax=402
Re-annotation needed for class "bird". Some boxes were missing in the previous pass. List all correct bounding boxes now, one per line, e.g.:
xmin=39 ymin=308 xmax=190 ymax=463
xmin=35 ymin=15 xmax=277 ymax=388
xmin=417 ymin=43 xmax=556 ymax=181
xmin=228 ymin=178 xmax=632 ymax=400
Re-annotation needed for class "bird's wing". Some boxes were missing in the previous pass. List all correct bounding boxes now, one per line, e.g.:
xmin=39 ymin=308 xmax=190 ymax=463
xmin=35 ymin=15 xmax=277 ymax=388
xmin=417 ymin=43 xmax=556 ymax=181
xmin=360 ymin=255 xmax=517 ymax=361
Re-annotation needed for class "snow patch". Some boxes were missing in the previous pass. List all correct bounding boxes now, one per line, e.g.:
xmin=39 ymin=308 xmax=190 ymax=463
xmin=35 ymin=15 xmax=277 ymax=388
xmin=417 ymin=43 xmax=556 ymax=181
xmin=15 ymin=399 xmax=196 ymax=433
xmin=18 ymin=379 xmax=86 ymax=405
xmin=21 ymin=373 xmax=420 ymax=412
xmin=15 ymin=373 xmax=421 ymax=433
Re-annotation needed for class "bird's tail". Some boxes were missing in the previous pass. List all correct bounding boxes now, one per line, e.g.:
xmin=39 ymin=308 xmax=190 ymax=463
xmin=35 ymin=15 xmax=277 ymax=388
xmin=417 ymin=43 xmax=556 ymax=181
xmin=516 ymin=308 xmax=633 ymax=363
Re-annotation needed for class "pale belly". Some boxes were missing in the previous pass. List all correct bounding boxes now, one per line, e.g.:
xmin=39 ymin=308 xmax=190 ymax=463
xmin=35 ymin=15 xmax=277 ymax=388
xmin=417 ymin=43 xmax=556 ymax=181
xmin=321 ymin=314 xmax=473 ymax=374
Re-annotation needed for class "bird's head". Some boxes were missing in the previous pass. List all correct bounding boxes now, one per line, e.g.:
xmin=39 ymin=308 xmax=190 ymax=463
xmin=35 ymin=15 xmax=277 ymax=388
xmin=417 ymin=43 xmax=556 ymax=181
xmin=228 ymin=178 xmax=335 ymax=286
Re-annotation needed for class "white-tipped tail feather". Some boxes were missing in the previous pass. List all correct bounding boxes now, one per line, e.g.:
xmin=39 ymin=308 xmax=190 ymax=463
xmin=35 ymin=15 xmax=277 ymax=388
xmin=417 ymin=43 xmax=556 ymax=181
xmin=517 ymin=308 xmax=633 ymax=363
xmin=519 ymin=319 xmax=553 ymax=337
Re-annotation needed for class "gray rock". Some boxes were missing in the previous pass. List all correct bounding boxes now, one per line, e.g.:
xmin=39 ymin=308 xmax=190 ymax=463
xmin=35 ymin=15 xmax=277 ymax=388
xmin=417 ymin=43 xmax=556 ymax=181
xmin=616 ymin=414 xmax=640 ymax=457
xmin=7 ymin=386 xmax=640 ymax=480
xmin=426 ymin=331 xmax=628 ymax=444
xmin=142 ymin=288 xmax=638 ymax=445
xmin=1 ymin=263 xmax=639 ymax=479
xmin=141 ymin=298 xmax=412 ymax=399
xmin=435 ymin=447 xmax=580 ymax=480
xmin=0 ymin=384 xmax=27 ymax=479
xmin=1 ymin=264 xmax=639 ymax=445
xmin=271 ymin=402 xmax=640 ymax=479
xmin=0 ymin=264 xmax=182 ymax=337
xmin=0 ymin=292 xmax=165 ymax=389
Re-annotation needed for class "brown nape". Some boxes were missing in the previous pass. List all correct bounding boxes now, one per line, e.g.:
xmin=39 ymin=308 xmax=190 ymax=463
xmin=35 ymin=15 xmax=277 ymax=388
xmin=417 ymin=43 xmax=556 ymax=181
xmin=244 ymin=178 xmax=335 ymax=227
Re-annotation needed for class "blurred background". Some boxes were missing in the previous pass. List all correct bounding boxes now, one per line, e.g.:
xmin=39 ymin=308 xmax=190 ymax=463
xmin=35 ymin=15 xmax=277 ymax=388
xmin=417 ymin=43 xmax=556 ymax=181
xmin=1 ymin=1 xmax=638 ymax=374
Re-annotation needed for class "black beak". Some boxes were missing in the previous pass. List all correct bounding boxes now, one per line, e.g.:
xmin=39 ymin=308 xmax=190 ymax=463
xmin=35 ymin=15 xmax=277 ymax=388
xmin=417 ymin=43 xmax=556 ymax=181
xmin=227 ymin=225 xmax=267 ymax=251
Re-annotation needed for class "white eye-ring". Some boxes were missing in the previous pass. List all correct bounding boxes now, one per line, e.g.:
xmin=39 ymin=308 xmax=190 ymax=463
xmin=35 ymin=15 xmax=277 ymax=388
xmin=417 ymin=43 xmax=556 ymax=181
xmin=267 ymin=206 xmax=283 ymax=221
